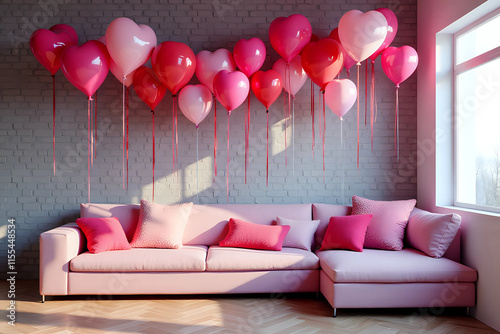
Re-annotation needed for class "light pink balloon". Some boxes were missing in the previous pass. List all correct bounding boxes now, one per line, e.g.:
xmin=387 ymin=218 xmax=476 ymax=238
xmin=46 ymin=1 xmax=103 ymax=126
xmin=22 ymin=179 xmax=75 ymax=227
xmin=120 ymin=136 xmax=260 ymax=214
xmin=325 ymin=79 xmax=357 ymax=120
xmin=105 ymin=17 xmax=157 ymax=77
xmin=370 ymin=8 xmax=399 ymax=61
xmin=178 ymin=84 xmax=213 ymax=127
xmin=98 ymin=36 xmax=134 ymax=87
xmin=381 ymin=46 xmax=418 ymax=86
xmin=195 ymin=49 xmax=236 ymax=93
xmin=272 ymin=55 xmax=307 ymax=97
xmin=338 ymin=10 xmax=388 ymax=63
xmin=233 ymin=37 xmax=266 ymax=78
xmin=213 ymin=70 xmax=249 ymax=115
xmin=269 ymin=14 xmax=312 ymax=63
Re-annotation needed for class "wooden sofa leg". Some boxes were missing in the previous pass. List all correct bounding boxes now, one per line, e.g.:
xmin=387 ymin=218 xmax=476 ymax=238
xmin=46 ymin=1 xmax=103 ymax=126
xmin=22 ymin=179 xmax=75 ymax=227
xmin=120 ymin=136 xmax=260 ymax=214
xmin=41 ymin=295 xmax=45 ymax=303
xmin=333 ymin=308 xmax=337 ymax=318
xmin=466 ymin=307 xmax=470 ymax=316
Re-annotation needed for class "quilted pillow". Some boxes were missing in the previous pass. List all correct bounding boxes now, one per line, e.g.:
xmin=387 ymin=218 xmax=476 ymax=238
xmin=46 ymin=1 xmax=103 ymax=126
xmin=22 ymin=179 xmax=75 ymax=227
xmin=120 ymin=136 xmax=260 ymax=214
xmin=76 ymin=217 xmax=131 ymax=254
xmin=219 ymin=218 xmax=290 ymax=251
xmin=406 ymin=210 xmax=461 ymax=258
xmin=276 ymin=216 xmax=320 ymax=251
xmin=319 ymin=214 xmax=372 ymax=252
xmin=130 ymin=200 xmax=193 ymax=249
xmin=352 ymin=195 xmax=416 ymax=251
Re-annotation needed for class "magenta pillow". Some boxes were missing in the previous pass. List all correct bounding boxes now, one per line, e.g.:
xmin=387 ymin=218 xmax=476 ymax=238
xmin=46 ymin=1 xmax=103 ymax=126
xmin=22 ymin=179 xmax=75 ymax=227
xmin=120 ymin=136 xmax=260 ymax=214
xmin=130 ymin=200 xmax=193 ymax=249
xmin=352 ymin=195 xmax=416 ymax=251
xmin=76 ymin=217 xmax=131 ymax=254
xmin=219 ymin=218 xmax=290 ymax=251
xmin=319 ymin=214 xmax=372 ymax=252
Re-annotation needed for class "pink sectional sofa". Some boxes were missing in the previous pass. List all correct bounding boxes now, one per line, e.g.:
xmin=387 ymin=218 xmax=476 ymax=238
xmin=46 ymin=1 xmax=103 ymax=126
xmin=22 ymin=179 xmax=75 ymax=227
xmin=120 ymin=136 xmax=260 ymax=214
xmin=39 ymin=202 xmax=477 ymax=316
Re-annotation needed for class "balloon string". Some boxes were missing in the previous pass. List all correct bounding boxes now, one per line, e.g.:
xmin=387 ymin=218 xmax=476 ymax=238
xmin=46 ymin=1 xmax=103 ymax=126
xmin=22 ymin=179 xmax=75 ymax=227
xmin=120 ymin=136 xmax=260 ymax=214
xmin=365 ymin=60 xmax=368 ymax=126
xmin=371 ymin=61 xmax=375 ymax=153
xmin=318 ymin=88 xmax=322 ymax=147
xmin=356 ymin=62 xmax=361 ymax=169
xmin=396 ymin=85 xmax=400 ymax=162
xmin=87 ymin=97 xmax=91 ymax=203
xmin=311 ymin=80 xmax=315 ymax=158
xmin=285 ymin=64 xmax=290 ymax=167
xmin=152 ymin=110 xmax=155 ymax=202
xmin=126 ymin=88 xmax=129 ymax=190
xmin=94 ymin=90 xmax=98 ymax=160
xmin=52 ymin=75 xmax=56 ymax=175
xmin=266 ymin=110 xmax=269 ymax=187
xmin=322 ymin=91 xmax=326 ymax=183
xmin=91 ymin=92 xmax=94 ymax=168
xmin=341 ymin=119 xmax=345 ymax=205
xmin=174 ymin=95 xmax=179 ymax=184
xmin=196 ymin=126 xmax=199 ymax=204
xmin=245 ymin=92 xmax=250 ymax=184
xmin=292 ymin=96 xmax=295 ymax=176
xmin=213 ymin=96 xmax=217 ymax=179
xmin=227 ymin=113 xmax=230 ymax=203
xmin=122 ymin=82 xmax=125 ymax=189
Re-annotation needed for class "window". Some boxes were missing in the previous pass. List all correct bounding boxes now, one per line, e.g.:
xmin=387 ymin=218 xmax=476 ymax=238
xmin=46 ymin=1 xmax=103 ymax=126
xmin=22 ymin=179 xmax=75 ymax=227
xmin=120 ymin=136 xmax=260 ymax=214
xmin=454 ymin=9 xmax=500 ymax=213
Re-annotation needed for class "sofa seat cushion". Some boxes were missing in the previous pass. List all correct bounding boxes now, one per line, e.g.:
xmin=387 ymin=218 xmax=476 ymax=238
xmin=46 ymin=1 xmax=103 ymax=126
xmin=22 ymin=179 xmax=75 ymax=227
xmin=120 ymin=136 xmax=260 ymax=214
xmin=206 ymin=246 xmax=319 ymax=271
xmin=70 ymin=246 xmax=207 ymax=272
xmin=317 ymin=248 xmax=477 ymax=283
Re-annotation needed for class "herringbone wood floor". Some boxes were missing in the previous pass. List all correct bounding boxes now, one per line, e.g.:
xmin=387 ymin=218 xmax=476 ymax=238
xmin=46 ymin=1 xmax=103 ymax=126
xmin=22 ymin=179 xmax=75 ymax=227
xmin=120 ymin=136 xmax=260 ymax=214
xmin=1 ymin=281 xmax=497 ymax=334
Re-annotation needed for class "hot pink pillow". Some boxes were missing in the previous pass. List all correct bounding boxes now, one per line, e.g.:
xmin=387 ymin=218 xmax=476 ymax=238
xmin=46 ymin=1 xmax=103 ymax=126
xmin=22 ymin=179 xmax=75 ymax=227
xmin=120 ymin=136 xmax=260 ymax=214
xmin=352 ymin=195 xmax=416 ymax=251
xmin=130 ymin=200 xmax=193 ymax=249
xmin=219 ymin=218 xmax=290 ymax=251
xmin=76 ymin=217 xmax=131 ymax=254
xmin=319 ymin=214 xmax=372 ymax=252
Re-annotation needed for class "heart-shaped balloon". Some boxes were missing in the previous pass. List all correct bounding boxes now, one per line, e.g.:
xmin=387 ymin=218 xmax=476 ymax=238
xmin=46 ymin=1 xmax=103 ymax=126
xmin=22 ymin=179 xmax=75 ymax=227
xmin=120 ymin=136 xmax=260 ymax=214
xmin=370 ymin=8 xmax=398 ymax=61
xmin=60 ymin=40 xmax=110 ymax=98
xmin=301 ymin=38 xmax=344 ymax=90
xmin=213 ymin=70 xmax=249 ymax=114
xmin=269 ymin=14 xmax=312 ymax=63
xmin=30 ymin=25 xmax=78 ymax=75
xmin=133 ymin=66 xmax=167 ymax=111
xmin=329 ymin=28 xmax=357 ymax=72
xmin=251 ymin=70 xmax=282 ymax=110
xmin=178 ymin=84 xmax=213 ymax=127
xmin=105 ymin=17 xmax=157 ymax=77
xmin=272 ymin=55 xmax=307 ymax=97
xmin=98 ymin=36 xmax=135 ymax=87
xmin=381 ymin=46 xmax=418 ymax=86
xmin=233 ymin=37 xmax=266 ymax=78
xmin=152 ymin=41 xmax=197 ymax=95
xmin=195 ymin=49 xmax=236 ymax=93
xmin=325 ymin=79 xmax=357 ymax=120
xmin=49 ymin=24 xmax=78 ymax=44
xmin=338 ymin=10 xmax=388 ymax=63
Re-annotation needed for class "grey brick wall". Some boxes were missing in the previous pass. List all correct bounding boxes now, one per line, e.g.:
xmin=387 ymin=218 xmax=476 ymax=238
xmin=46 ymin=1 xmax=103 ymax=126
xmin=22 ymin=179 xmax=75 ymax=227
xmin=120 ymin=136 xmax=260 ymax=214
xmin=0 ymin=0 xmax=417 ymax=279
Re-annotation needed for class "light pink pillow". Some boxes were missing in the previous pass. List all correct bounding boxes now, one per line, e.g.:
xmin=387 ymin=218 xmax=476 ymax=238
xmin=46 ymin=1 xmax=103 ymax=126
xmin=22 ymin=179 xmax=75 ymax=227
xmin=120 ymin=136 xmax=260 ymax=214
xmin=130 ymin=200 xmax=193 ymax=249
xmin=219 ymin=218 xmax=290 ymax=251
xmin=406 ymin=210 xmax=461 ymax=258
xmin=276 ymin=216 xmax=320 ymax=251
xmin=352 ymin=195 xmax=416 ymax=251
xmin=319 ymin=214 xmax=372 ymax=252
xmin=76 ymin=217 xmax=131 ymax=254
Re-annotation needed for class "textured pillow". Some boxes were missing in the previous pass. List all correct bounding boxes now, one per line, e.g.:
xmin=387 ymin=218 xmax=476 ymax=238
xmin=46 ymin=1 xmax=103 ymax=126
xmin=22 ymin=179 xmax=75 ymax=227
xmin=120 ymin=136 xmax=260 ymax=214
xmin=219 ymin=218 xmax=290 ymax=251
xmin=352 ymin=195 xmax=416 ymax=251
xmin=276 ymin=217 xmax=320 ymax=251
xmin=319 ymin=214 xmax=372 ymax=252
xmin=76 ymin=217 xmax=131 ymax=254
xmin=130 ymin=200 xmax=193 ymax=249
xmin=406 ymin=210 xmax=461 ymax=258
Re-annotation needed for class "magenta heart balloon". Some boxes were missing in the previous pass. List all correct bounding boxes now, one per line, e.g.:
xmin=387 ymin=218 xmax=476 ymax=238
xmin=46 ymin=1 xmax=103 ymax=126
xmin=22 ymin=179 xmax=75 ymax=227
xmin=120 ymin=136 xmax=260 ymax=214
xmin=272 ymin=55 xmax=307 ymax=97
xmin=269 ymin=14 xmax=312 ymax=63
xmin=325 ymin=79 xmax=357 ymax=120
xmin=49 ymin=24 xmax=78 ymax=44
xmin=381 ymin=46 xmax=418 ymax=86
xmin=233 ymin=37 xmax=266 ymax=78
xmin=30 ymin=26 xmax=77 ymax=75
xmin=60 ymin=40 xmax=110 ymax=98
xmin=195 ymin=49 xmax=236 ymax=93
xmin=105 ymin=17 xmax=157 ymax=78
xmin=178 ymin=84 xmax=213 ymax=127
xmin=370 ymin=8 xmax=399 ymax=61
xmin=213 ymin=70 xmax=249 ymax=115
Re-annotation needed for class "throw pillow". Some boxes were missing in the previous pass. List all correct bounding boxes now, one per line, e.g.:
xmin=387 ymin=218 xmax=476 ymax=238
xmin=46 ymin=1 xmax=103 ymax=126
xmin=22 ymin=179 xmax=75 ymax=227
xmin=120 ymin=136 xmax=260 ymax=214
xmin=276 ymin=216 xmax=320 ymax=251
xmin=406 ymin=210 xmax=461 ymax=258
xmin=76 ymin=217 xmax=131 ymax=254
xmin=219 ymin=218 xmax=290 ymax=251
xmin=319 ymin=214 xmax=372 ymax=252
xmin=130 ymin=200 xmax=193 ymax=249
xmin=352 ymin=195 xmax=416 ymax=251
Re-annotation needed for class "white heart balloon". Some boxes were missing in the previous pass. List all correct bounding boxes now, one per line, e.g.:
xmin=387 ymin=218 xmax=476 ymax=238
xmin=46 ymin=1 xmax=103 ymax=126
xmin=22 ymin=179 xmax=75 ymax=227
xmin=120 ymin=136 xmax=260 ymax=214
xmin=178 ymin=84 xmax=213 ymax=127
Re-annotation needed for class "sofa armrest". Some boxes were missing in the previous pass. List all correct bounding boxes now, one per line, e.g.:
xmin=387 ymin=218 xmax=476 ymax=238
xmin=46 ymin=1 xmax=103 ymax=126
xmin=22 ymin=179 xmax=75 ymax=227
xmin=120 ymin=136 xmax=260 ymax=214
xmin=39 ymin=223 xmax=85 ymax=296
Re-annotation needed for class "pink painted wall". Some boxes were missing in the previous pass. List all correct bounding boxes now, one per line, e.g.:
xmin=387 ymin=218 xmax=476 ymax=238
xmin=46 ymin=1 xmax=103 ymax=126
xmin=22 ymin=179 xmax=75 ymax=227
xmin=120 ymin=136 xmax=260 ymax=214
xmin=417 ymin=0 xmax=500 ymax=331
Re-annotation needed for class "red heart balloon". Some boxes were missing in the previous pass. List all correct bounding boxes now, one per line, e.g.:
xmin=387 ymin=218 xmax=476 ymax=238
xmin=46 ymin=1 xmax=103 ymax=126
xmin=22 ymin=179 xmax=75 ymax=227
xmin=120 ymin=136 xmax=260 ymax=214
xmin=30 ymin=25 xmax=77 ymax=75
xmin=60 ymin=40 xmax=110 ymax=98
xmin=152 ymin=41 xmax=196 ymax=95
xmin=133 ymin=67 xmax=167 ymax=111
xmin=269 ymin=14 xmax=312 ymax=63
xmin=213 ymin=70 xmax=249 ymax=114
xmin=301 ymin=38 xmax=344 ymax=90
xmin=251 ymin=70 xmax=282 ymax=110
xmin=49 ymin=24 xmax=78 ymax=44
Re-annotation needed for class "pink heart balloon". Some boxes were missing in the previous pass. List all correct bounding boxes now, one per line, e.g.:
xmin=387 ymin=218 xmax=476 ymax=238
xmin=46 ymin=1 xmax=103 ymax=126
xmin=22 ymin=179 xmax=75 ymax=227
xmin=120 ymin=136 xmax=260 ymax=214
xmin=30 ymin=26 xmax=77 ymax=75
xmin=250 ymin=70 xmax=282 ymax=110
xmin=233 ymin=37 xmax=266 ymax=78
xmin=195 ymin=49 xmax=236 ymax=93
xmin=381 ymin=46 xmax=418 ymax=86
xmin=370 ymin=8 xmax=399 ymax=61
xmin=60 ymin=40 xmax=110 ymax=98
xmin=50 ymin=24 xmax=78 ymax=44
xmin=329 ymin=28 xmax=357 ymax=72
xmin=98 ymin=36 xmax=134 ymax=87
xmin=338 ymin=10 xmax=388 ymax=63
xmin=178 ymin=84 xmax=213 ymax=127
xmin=325 ymin=79 xmax=357 ymax=120
xmin=272 ymin=55 xmax=307 ymax=97
xmin=105 ymin=17 xmax=157 ymax=77
xmin=269 ymin=14 xmax=312 ymax=63
xmin=213 ymin=70 xmax=249 ymax=115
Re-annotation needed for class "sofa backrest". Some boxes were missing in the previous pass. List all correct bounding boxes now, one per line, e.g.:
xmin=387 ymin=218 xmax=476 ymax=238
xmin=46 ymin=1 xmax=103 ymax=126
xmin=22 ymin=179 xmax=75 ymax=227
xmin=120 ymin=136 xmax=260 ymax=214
xmin=312 ymin=203 xmax=352 ymax=249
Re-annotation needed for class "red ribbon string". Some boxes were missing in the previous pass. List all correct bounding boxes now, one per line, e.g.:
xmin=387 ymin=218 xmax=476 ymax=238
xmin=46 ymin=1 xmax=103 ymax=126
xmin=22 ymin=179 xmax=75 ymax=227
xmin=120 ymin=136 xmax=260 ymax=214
xmin=365 ymin=60 xmax=368 ymax=126
xmin=322 ymin=91 xmax=326 ymax=183
xmin=227 ymin=113 xmax=231 ymax=203
xmin=122 ymin=81 xmax=125 ymax=189
xmin=52 ymin=75 xmax=56 ymax=175
xmin=91 ymin=92 xmax=94 ymax=168
xmin=266 ymin=110 xmax=269 ymax=187
xmin=126 ymin=87 xmax=129 ymax=190
xmin=318 ymin=88 xmax=323 ymax=148
xmin=285 ymin=64 xmax=291 ymax=167
xmin=395 ymin=85 xmax=400 ymax=162
xmin=311 ymin=81 xmax=315 ymax=158
xmin=371 ymin=61 xmax=375 ymax=153
xmin=87 ymin=97 xmax=92 ymax=203
xmin=245 ymin=92 xmax=250 ymax=184
xmin=213 ymin=95 xmax=217 ymax=179
xmin=94 ymin=90 xmax=98 ymax=160
xmin=356 ymin=63 xmax=361 ymax=168
xmin=174 ymin=96 xmax=179 ymax=177
xmin=152 ymin=110 xmax=155 ymax=202
xmin=172 ymin=96 xmax=176 ymax=176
